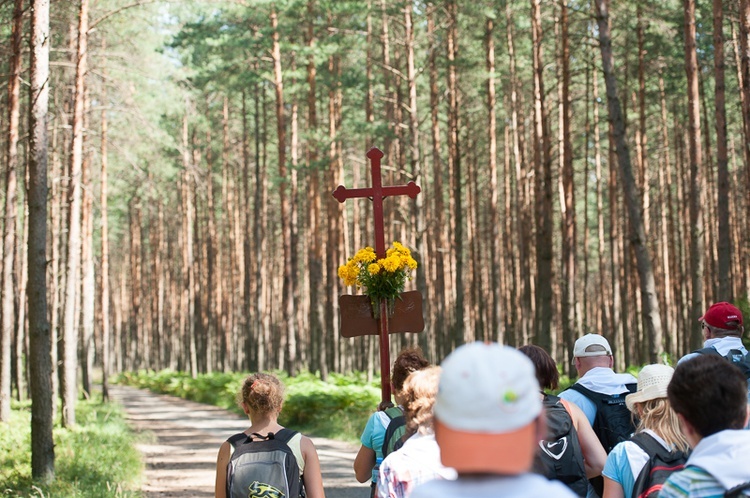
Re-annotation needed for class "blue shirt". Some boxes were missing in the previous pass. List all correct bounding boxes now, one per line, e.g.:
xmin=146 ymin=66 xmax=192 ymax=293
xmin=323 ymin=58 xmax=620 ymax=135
xmin=360 ymin=410 xmax=392 ymax=483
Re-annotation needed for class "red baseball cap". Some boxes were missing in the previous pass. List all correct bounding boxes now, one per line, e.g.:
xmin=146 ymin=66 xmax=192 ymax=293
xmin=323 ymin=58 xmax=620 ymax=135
xmin=700 ymin=302 xmax=744 ymax=330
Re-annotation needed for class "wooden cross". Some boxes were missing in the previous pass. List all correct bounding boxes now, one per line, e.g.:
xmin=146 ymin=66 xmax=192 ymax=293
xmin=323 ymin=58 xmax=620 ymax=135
xmin=333 ymin=146 xmax=422 ymax=403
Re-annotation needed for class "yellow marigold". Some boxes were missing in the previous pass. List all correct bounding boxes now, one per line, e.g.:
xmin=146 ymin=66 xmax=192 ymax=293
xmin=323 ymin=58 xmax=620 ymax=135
xmin=392 ymin=241 xmax=410 ymax=256
xmin=356 ymin=248 xmax=377 ymax=264
xmin=338 ymin=264 xmax=357 ymax=287
xmin=368 ymin=263 xmax=381 ymax=275
xmin=406 ymin=256 xmax=418 ymax=270
xmin=381 ymin=255 xmax=401 ymax=273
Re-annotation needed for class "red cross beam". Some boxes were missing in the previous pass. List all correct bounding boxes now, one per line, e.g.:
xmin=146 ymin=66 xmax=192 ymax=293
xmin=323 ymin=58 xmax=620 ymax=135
xmin=333 ymin=146 xmax=423 ymax=403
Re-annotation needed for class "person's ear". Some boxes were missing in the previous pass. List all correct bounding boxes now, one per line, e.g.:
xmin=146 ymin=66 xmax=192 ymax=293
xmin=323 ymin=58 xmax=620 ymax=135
xmin=607 ymin=355 xmax=614 ymax=368
xmin=242 ymin=402 xmax=250 ymax=416
xmin=744 ymin=404 xmax=749 ymax=427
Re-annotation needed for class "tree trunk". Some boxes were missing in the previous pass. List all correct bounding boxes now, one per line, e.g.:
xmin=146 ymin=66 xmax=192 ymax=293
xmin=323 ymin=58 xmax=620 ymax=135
xmin=446 ymin=0 xmax=464 ymax=348
xmin=28 ymin=0 xmax=55 ymax=480
xmin=14 ymin=203 xmax=28 ymax=402
xmin=740 ymin=0 xmax=750 ymax=270
xmin=560 ymin=0 xmax=575 ymax=359
xmin=427 ymin=3 xmax=446 ymax=358
xmin=61 ymin=0 xmax=89 ymax=427
xmin=100 ymin=41 xmax=111 ymax=402
xmin=684 ymin=0 xmax=705 ymax=348
xmin=531 ymin=0 xmax=553 ymax=351
xmin=271 ymin=8 xmax=296 ymax=374
xmin=658 ymin=75 xmax=676 ymax=355
xmin=1 ymin=0 xmax=24 ymax=422
xmin=80 ymin=90 xmax=95 ymax=398
xmin=485 ymin=16 xmax=502 ymax=342
xmin=181 ymin=110 xmax=197 ymax=377
xmin=205 ymin=109 xmax=217 ymax=373
xmin=595 ymin=0 xmax=664 ymax=359
xmin=713 ymin=0 xmax=731 ymax=298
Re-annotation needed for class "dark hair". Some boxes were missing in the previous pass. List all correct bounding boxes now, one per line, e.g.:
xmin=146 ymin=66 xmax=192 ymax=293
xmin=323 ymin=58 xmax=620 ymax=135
xmin=668 ymin=354 xmax=748 ymax=437
xmin=518 ymin=344 xmax=559 ymax=390
xmin=238 ymin=372 xmax=285 ymax=415
xmin=392 ymin=347 xmax=430 ymax=393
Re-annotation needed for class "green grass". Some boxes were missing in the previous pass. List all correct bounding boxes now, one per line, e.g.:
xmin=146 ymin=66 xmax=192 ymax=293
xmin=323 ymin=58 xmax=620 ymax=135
xmin=0 ymin=394 xmax=144 ymax=497
xmin=115 ymin=369 xmax=381 ymax=444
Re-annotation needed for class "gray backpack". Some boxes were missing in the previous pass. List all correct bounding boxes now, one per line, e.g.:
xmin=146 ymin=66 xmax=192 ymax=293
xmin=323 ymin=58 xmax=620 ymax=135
xmin=226 ymin=428 xmax=304 ymax=498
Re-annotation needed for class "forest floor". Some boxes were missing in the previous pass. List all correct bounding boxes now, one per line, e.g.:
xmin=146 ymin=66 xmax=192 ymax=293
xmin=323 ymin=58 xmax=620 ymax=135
xmin=109 ymin=385 xmax=370 ymax=498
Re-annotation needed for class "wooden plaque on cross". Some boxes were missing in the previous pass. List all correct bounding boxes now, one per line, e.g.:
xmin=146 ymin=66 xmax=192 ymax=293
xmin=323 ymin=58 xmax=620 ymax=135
xmin=333 ymin=147 xmax=424 ymax=403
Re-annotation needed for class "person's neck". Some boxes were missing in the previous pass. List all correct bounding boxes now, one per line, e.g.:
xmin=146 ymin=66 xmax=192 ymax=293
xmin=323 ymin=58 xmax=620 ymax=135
xmin=246 ymin=413 xmax=282 ymax=435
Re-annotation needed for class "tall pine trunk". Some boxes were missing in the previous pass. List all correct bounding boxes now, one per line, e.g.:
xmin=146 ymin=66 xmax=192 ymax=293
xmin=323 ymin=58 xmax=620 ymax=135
xmin=684 ymin=0 xmax=705 ymax=348
xmin=531 ymin=0 xmax=553 ymax=351
xmin=1 ymin=0 xmax=24 ymax=422
xmin=595 ymin=0 xmax=664 ymax=357
xmin=714 ymin=0 xmax=731 ymax=298
xmin=560 ymin=0 xmax=576 ymax=358
xmin=271 ymin=8 xmax=296 ymax=374
xmin=61 ymin=0 xmax=89 ymax=427
xmin=28 ymin=0 xmax=54 ymax=480
xmin=100 ymin=49 xmax=111 ymax=400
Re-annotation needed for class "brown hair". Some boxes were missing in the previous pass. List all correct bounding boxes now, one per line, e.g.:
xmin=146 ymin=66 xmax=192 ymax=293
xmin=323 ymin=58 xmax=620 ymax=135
xmin=518 ymin=344 xmax=559 ymax=391
xmin=237 ymin=372 xmax=285 ymax=416
xmin=634 ymin=398 xmax=690 ymax=453
xmin=668 ymin=354 xmax=748 ymax=437
xmin=402 ymin=366 xmax=441 ymax=435
xmin=392 ymin=347 xmax=430 ymax=393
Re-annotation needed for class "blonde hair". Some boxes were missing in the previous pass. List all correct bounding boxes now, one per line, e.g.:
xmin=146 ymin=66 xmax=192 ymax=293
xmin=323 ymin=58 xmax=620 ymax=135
xmin=237 ymin=373 xmax=285 ymax=416
xmin=635 ymin=397 xmax=690 ymax=453
xmin=403 ymin=366 xmax=441 ymax=435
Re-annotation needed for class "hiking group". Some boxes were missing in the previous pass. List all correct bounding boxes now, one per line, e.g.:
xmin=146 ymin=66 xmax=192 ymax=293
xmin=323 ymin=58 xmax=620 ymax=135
xmin=214 ymin=301 xmax=750 ymax=498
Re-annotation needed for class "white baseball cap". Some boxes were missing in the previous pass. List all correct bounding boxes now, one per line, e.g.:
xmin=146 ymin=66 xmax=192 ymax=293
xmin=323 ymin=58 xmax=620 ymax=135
xmin=434 ymin=342 xmax=542 ymax=474
xmin=573 ymin=334 xmax=613 ymax=358
xmin=625 ymin=364 xmax=674 ymax=412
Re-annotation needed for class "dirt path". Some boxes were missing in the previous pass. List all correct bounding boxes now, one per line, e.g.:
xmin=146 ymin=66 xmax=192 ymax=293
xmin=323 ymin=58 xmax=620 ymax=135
xmin=110 ymin=385 xmax=370 ymax=498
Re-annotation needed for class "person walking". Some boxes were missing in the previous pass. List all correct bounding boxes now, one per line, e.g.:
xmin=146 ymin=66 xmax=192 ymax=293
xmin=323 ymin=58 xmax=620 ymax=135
xmin=519 ymin=344 xmax=606 ymax=496
xmin=215 ymin=372 xmax=325 ymax=498
xmin=602 ymin=364 xmax=689 ymax=498
xmin=377 ymin=366 xmax=456 ymax=498
xmin=410 ymin=342 xmax=578 ymax=498
xmin=660 ymin=354 xmax=750 ymax=497
xmin=354 ymin=347 xmax=430 ymax=497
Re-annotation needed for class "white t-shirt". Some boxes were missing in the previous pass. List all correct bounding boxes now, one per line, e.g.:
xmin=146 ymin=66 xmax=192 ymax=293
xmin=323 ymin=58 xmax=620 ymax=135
xmin=410 ymin=472 xmax=579 ymax=498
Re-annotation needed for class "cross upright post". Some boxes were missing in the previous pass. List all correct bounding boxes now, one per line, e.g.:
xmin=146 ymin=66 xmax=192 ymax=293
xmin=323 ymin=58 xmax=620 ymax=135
xmin=333 ymin=146 xmax=421 ymax=403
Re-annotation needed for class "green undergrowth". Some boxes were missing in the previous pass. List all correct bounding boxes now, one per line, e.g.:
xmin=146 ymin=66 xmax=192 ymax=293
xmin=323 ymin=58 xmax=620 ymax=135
xmin=115 ymin=370 xmax=380 ymax=444
xmin=0 ymin=394 xmax=143 ymax=497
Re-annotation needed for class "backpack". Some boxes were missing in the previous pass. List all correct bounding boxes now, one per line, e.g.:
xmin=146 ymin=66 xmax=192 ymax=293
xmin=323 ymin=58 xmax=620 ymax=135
xmin=567 ymin=382 xmax=638 ymax=453
xmin=381 ymin=406 xmax=407 ymax=458
xmin=694 ymin=347 xmax=750 ymax=379
xmin=629 ymin=432 xmax=688 ymax=498
xmin=532 ymin=394 xmax=588 ymax=497
xmin=724 ymin=481 xmax=750 ymax=498
xmin=225 ymin=428 xmax=304 ymax=498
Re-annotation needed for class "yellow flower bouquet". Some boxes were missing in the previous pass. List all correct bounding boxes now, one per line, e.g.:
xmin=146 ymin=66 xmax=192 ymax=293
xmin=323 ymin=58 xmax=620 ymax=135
xmin=338 ymin=241 xmax=418 ymax=318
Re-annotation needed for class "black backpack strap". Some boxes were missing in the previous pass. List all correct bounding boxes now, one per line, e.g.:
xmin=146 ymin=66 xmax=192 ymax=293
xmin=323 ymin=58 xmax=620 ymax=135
xmin=694 ymin=346 xmax=723 ymax=357
xmin=629 ymin=432 xmax=675 ymax=462
xmin=271 ymin=428 xmax=298 ymax=445
xmin=568 ymin=382 xmax=635 ymax=402
xmin=227 ymin=432 xmax=249 ymax=451
xmin=725 ymin=481 xmax=750 ymax=498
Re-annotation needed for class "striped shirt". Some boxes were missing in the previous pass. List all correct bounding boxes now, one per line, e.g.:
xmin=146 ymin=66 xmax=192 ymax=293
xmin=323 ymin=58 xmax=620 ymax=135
xmin=661 ymin=466 xmax=750 ymax=498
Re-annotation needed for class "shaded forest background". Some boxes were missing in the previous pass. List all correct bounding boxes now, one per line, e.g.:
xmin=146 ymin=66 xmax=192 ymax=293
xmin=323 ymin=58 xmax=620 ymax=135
xmin=2 ymin=0 xmax=750 ymax=430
